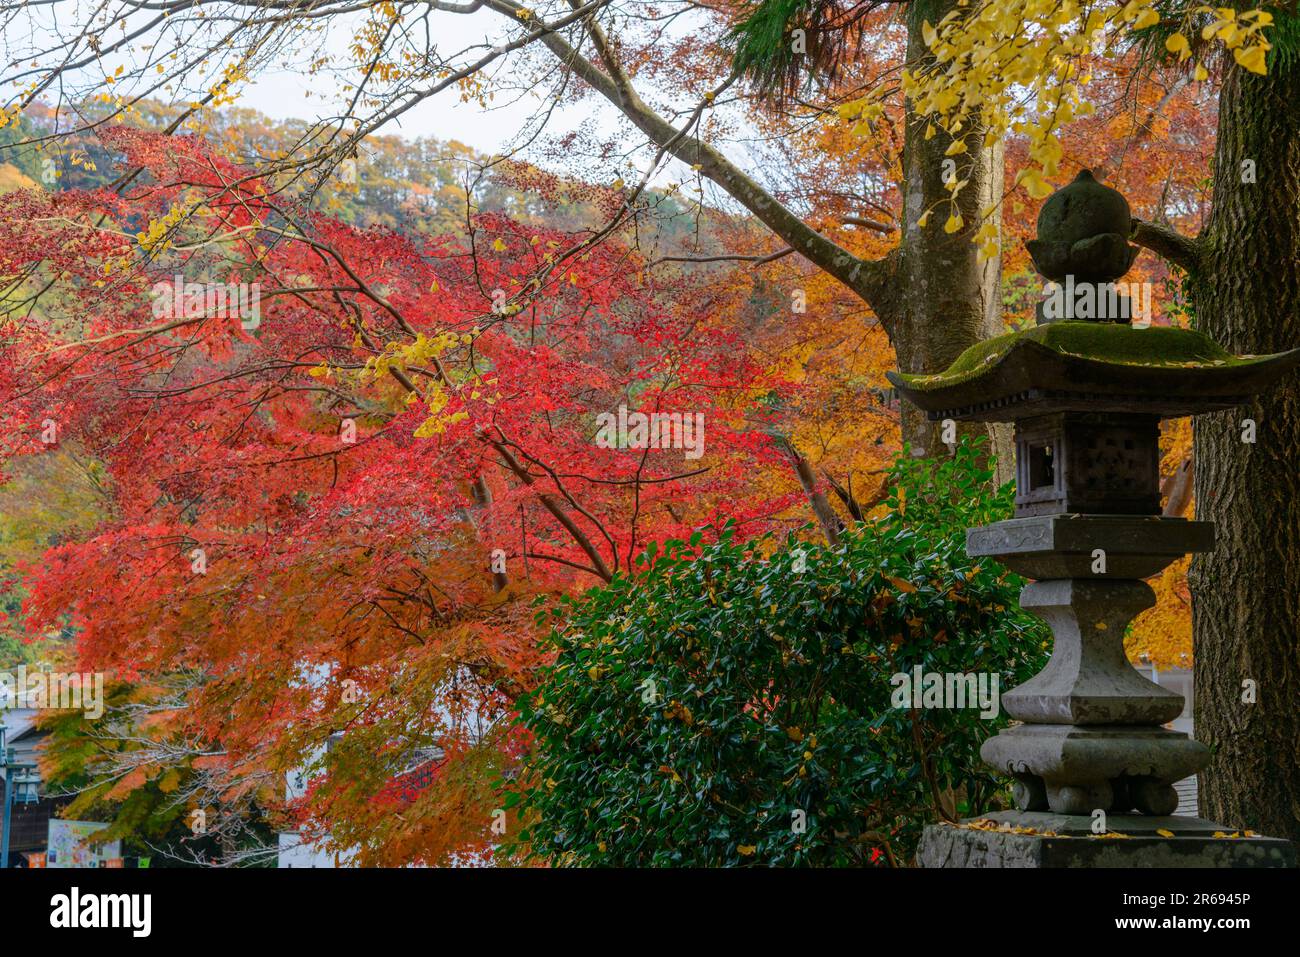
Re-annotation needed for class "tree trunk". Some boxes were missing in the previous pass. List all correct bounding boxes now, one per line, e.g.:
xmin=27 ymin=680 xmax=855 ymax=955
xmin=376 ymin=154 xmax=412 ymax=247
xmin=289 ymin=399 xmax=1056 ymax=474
xmin=1189 ymin=59 xmax=1300 ymax=840
xmin=894 ymin=0 xmax=1012 ymax=475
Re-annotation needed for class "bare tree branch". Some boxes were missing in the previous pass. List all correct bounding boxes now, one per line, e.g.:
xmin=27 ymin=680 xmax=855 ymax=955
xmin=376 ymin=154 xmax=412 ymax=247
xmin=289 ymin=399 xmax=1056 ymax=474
xmin=1131 ymin=218 xmax=1202 ymax=275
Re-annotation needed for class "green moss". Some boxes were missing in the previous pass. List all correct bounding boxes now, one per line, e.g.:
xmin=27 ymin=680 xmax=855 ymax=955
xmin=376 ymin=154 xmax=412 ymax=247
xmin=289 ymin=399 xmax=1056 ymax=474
xmin=897 ymin=322 xmax=1259 ymax=390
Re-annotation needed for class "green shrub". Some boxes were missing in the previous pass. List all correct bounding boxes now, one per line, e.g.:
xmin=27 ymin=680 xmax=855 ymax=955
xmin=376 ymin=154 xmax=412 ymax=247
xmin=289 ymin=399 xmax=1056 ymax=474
xmin=508 ymin=440 xmax=1048 ymax=866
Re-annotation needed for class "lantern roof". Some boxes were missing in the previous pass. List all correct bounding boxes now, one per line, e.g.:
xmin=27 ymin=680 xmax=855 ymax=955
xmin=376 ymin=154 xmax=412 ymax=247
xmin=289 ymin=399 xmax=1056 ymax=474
xmin=886 ymin=321 xmax=1300 ymax=422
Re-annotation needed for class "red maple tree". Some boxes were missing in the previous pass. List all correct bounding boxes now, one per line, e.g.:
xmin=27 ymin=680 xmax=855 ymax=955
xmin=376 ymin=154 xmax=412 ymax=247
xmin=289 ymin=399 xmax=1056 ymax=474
xmin=0 ymin=128 xmax=799 ymax=864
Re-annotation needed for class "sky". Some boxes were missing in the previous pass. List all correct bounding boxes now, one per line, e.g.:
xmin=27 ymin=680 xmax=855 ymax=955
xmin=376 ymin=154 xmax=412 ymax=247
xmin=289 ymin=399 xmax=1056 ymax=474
xmin=236 ymin=13 xmax=562 ymax=155
xmin=2 ymin=2 xmax=767 ymax=210
xmin=2 ymin=2 xmax=604 ymax=154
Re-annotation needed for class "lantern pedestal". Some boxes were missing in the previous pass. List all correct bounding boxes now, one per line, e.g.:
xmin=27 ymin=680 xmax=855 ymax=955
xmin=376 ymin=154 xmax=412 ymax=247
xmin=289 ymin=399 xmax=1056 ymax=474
xmin=969 ymin=521 xmax=1212 ymax=816
xmin=916 ymin=812 xmax=1295 ymax=868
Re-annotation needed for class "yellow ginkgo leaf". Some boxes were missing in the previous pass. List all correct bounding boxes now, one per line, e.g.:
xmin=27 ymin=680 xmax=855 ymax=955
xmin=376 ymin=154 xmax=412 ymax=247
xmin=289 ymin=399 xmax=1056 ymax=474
xmin=492 ymin=238 xmax=506 ymax=252
xmin=1234 ymin=45 xmax=1267 ymax=75
xmin=1214 ymin=23 xmax=1240 ymax=48
xmin=943 ymin=212 xmax=964 ymax=234
xmin=1019 ymin=168 xmax=1054 ymax=200
xmin=1166 ymin=32 xmax=1191 ymax=61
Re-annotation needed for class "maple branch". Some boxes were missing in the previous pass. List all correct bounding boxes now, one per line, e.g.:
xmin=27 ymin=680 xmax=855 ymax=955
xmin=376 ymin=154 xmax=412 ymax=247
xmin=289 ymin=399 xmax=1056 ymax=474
xmin=822 ymin=469 xmax=888 ymax=523
xmin=524 ymin=550 xmax=606 ymax=576
xmin=261 ymin=227 xmax=417 ymax=337
xmin=1131 ymin=218 xmax=1202 ymax=275
xmin=35 ymin=316 xmax=207 ymax=355
xmin=649 ymin=248 xmax=794 ymax=268
xmin=1094 ymin=78 xmax=1191 ymax=187
xmin=502 ymin=433 xmax=621 ymax=565
xmin=777 ymin=437 xmax=843 ymax=547
xmin=555 ymin=467 xmax=709 ymax=485
xmin=470 ymin=476 xmax=509 ymax=591
xmin=368 ymin=598 xmax=430 ymax=645
xmin=482 ymin=433 xmax=613 ymax=582
xmin=841 ymin=216 xmax=895 ymax=235
xmin=821 ymin=470 xmax=863 ymax=523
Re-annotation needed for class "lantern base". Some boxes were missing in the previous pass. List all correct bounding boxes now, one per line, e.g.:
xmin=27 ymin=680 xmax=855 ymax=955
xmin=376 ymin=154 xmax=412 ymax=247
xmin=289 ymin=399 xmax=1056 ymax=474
xmin=981 ymin=723 xmax=1209 ymax=815
xmin=916 ymin=811 xmax=1294 ymax=868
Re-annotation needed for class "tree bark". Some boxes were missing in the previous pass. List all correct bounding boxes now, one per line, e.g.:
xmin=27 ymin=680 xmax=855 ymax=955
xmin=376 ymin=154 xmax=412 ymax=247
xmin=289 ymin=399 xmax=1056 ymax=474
xmin=1188 ymin=59 xmax=1300 ymax=840
xmin=895 ymin=0 xmax=1012 ymax=473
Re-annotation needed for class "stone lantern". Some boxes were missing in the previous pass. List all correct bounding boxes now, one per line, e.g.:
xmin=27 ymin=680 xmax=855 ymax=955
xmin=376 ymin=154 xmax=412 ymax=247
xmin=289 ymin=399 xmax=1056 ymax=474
xmin=889 ymin=169 xmax=1300 ymax=867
